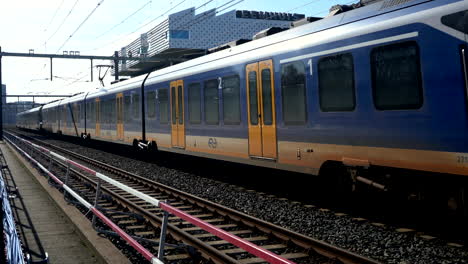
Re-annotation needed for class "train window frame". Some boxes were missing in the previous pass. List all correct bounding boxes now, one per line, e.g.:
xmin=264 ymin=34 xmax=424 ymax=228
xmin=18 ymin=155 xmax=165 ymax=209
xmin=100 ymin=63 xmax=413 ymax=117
xmin=318 ymin=53 xmax=356 ymax=112
xmin=280 ymin=60 xmax=308 ymax=125
xmin=90 ymin=101 xmax=96 ymax=123
xmin=371 ymin=41 xmax=423 ymax=111
xmin=222 ymin=74 xmax=241 ymax=125
xmin=158 ymin=88 xmax=169 ymax=125
xmin=109 ymin=98 xmax=116 ymax=124
xmin=204 ymin=79 xmax=219 ymax=125
xmin=132 ymin=93 xmax=140 ymax=119
xmin=188 ymin=82 xmax=202 ymax=124
xmin=124 ymin=95 xmax=131 ymax=122
xmin=146 ymin=91 xmax=157 ymax=119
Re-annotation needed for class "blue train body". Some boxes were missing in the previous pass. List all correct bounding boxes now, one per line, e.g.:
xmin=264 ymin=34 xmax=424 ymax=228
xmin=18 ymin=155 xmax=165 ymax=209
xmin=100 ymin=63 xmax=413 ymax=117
xmin=17 ymin=0 xmax=468 ymax=177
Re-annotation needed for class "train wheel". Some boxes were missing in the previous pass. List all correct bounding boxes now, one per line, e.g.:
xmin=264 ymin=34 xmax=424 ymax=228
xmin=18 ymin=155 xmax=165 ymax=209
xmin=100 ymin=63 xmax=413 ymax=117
xmin=318 ymin=162 xmax=354 ymax=203
xmin=449 ymin=184 xmax=467 ymax=218
xmin=149 ymin=141 xmax=158 ymax=152
xmin=444 ymin=183 xmax=467 ymax=241
xmin=132 ymin=139 xmax=139 ymax=151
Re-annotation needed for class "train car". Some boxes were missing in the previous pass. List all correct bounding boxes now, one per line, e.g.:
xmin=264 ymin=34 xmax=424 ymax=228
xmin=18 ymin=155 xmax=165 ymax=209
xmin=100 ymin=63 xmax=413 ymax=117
xmin=18 ymin=0 xmax=468 ymax=212
xmin=42 ymin=99 xmax=62 ymax=134
xmin=16 ymin=106 xmax=42 ymax=131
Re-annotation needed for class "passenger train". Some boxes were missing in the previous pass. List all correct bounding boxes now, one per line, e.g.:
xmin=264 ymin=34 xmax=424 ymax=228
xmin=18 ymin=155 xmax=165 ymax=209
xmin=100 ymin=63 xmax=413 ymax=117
xmin=17 ymin=0 xmax=468 ymax=213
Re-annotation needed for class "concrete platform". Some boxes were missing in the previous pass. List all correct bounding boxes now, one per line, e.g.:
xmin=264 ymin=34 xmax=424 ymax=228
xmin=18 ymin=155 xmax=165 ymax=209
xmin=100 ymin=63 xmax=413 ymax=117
xmin=1 ymin=141 xmax=130 ymax=264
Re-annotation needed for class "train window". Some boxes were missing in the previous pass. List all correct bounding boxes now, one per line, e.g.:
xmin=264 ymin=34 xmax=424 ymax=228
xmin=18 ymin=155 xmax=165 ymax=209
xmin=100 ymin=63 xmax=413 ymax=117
xmin=204 ymin=79 xmax=219 ymax=125
xmin=281 ymin=61 xmax=307 ymax=125
xmin=147 ymin=91 xmax=156 ymax=119
xmin=158 ymin=89 xmax=169 ymax=124
xmin=188 ymin=83 xmax=201 ymax=124
xmin=103 ymin=101 xmax=109 ymax=124
xmin=79 ymin=104 xmax=84 ymax=120
xmin=371 ymin=41 xmax=423 ymax=110
xmin=261 ymin=69 xmax=273 ymax=125
xmin=110 ymin=98 xmax=116 ymax=123
xmin=133 ymin=93 xmax=140 ymax=119
xmin=106 ymin=100 xmax=111 ymax=124
xmin=248 ymin=71 xmax=258 ymax=125
xmin=178 ymin=86 xmax=183 ymax=125
xmin=86 ymin=102 xmax=91 ymax=122
xmin=90 ymin=102 xmax=95 ymax=123
xmin=222 ymin=75 xmax=241 ymax=125
xmin=75 ymin=104 xmax=80 ymax=121
xmin=171 ymin=87 xmax=177 ymax=125
xmin=318 ymin=53 xmax=355 ymax=111
xmin=124 ymin=96 xmax=131 ymax=122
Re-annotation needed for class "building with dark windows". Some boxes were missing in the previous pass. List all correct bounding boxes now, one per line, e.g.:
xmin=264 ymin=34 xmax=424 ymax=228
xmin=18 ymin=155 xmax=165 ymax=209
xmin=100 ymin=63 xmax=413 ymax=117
xmin=1 ymin=85 xmax=37 ymax=126
xmin=115 ymin=7 xmax=304 ymax=77
xmin=3 ymin=101 xmax=37 ymax=126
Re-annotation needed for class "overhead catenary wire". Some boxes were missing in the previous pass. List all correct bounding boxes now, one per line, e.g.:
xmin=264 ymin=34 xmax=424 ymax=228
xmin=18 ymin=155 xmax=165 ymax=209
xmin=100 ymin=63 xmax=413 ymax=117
xmin=55 ymin=0 xmax=106 ymax=54
xmin=173 ymin=0 xmax=244 ymax=31
xmin=84 ymin=0 xmax=222 ymax=53
xmin=285 ymin=0 xmax=322 ymax=13
xmin=45 ymin=0 xmax=81 ymax=44
xmin=121 ymin=0 xmax=247 ymax=58
xmin=95 ymin=0 xmax=152 ymax=40
xmin=127 ymin=0 xmax=187 ymax=40
xmin=43 ymin=0 xmax=66 ymax=33
xmin=215 ymin=0 xmax=245 ymax=14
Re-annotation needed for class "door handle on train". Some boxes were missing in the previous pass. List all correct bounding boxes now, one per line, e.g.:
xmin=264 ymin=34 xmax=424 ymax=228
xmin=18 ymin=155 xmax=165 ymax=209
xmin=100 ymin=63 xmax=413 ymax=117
xmin=462 ymin=47 xmax=468 ymax=90
xmin=461 ymin=47 xmax=468 ymax=105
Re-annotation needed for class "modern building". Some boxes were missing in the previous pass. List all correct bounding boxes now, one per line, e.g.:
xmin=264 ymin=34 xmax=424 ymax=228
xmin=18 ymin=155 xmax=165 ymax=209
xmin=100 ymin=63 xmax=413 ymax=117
xmin=3 ymin=101 xmax=37 ymax=126
xmin=115 ymin=7 xmax=304 ymax=77
xmin=1 ymin=85 xmax=38 ymax=126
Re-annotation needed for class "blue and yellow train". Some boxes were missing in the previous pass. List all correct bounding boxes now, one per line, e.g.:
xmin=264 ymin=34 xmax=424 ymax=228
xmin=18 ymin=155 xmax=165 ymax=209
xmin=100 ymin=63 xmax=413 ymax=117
xmin=18 ymin=0 xmax=468 ymax=208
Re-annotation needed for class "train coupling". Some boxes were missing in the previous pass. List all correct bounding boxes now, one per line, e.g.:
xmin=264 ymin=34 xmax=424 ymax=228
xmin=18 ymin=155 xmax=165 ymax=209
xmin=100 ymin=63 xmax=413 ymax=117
xmin=138 ymin=140 xmax=149 ymax=150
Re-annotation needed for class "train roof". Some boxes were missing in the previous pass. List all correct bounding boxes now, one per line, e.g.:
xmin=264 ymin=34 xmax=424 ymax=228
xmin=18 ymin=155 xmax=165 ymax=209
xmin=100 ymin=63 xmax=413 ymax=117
xmin=42 ymin=0 xmax=458 ymax=108
xmin=92 ymin=0 xmax=439 ymax=91
xmin=17 ymin=106 xmax=42 ymax=116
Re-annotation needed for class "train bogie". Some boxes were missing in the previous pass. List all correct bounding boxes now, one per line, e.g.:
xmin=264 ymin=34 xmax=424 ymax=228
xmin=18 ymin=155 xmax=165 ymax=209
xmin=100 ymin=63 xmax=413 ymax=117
xmin=15 ymin=0 xmax=468 ymax=208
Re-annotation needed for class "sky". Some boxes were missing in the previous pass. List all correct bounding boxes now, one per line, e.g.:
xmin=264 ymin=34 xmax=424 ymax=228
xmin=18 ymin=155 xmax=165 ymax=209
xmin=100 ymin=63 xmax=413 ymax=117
xmin=0 ymin=0 xmax=353 ymax=104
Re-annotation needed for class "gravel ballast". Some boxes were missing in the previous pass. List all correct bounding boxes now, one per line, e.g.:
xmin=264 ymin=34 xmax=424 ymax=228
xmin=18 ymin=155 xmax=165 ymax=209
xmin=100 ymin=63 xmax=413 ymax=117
xmin=22 ymin=133 xmax=468 ymax=264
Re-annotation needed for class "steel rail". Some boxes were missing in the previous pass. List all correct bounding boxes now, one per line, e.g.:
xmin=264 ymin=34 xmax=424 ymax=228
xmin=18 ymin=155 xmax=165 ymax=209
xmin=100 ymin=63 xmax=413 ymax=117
xmin=7 ymin=130 xmax=382 ymax=264
xmin=4 ymin=135 xmax=164 ymax=264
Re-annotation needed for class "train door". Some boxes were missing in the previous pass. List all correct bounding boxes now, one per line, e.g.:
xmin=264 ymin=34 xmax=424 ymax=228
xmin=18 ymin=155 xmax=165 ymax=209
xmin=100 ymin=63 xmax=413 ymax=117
xmin=116 ymin=93 xmax=124 ymax=140
xmin=170 ymin=80 xmax=185 ymax=149
xmin=246 ymin=60 xmax=277 ymax=160
xmin=95 ymin=98 xmax=101 ymax=137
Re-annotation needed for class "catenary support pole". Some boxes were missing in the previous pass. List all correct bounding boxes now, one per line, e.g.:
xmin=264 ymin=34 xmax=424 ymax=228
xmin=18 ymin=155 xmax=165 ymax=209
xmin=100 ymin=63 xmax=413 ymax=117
xmin=90 ymin=59 xmax=93 ymax=82
xmin=50 ymin=57 xmax=53 ymax=81
xmin=114 ymin=51 xmax=119 ymax=81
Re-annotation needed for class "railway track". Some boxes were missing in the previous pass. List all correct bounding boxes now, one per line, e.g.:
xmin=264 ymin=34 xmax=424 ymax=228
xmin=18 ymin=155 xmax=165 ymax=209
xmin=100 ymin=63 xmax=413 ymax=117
xmin=5 ymin=130 xmax=381 ymax=264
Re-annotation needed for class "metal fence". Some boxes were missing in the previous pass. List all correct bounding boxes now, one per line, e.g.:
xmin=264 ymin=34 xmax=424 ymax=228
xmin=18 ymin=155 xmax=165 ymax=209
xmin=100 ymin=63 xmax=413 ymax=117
xmin=0 ymin=169 xmax=25 ymax=264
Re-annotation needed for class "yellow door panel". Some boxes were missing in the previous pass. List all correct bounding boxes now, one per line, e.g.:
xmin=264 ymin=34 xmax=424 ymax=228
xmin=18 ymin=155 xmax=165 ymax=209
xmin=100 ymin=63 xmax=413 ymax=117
xmin=259 ymin=60 xmax=277 ymax=159
xmin=246 ymin=60 xmax=277 ymax=160
xmin=246 ymin=63 xmax=262 ymax=157
xmin=177 ymin=80 xmax=185 ymax=148
xmin=170 ymin=81 xmax=178 ymax=147
xmin=170 ymin=80 xmax=186 ymax=149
